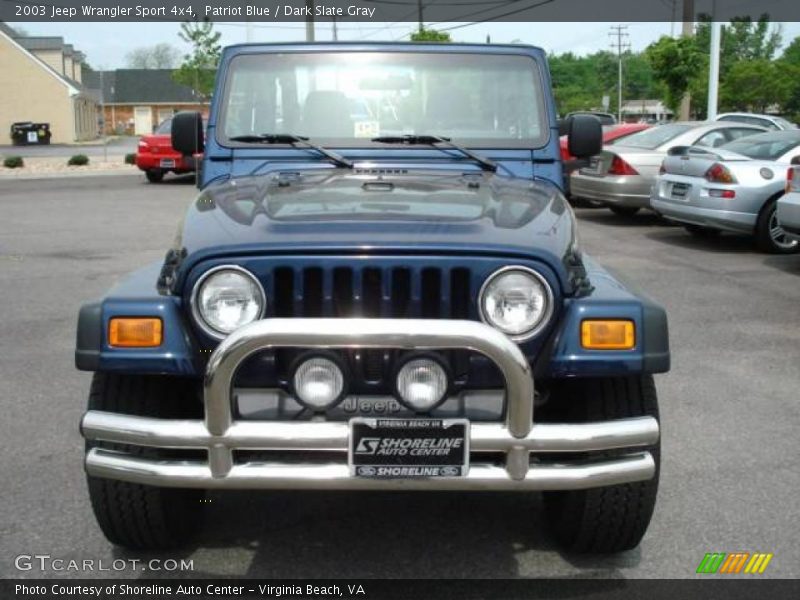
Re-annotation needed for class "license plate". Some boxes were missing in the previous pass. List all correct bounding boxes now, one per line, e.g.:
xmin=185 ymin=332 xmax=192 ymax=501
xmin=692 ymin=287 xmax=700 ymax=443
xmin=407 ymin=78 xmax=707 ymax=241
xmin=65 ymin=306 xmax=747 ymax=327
xmin=160 ymin=158 xmax=176 ymax=168
xmin=580 ymin=157 xmax=601 ymax=175
xmin=671 ymin=182 xmax=690 ymax=200
xmin=349 ymin=418 xmax=469 ymax=478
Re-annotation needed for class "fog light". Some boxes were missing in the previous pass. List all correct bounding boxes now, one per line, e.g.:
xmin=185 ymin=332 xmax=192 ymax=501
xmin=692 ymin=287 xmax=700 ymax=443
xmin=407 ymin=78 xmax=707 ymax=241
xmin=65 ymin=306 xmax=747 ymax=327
xmin=396 ymin=358 xmax=448 ymax=411
xmin=581 ymin=320 xmax=635 ymax=350
xmin=293 ymin=357 xmax=345 ymax=410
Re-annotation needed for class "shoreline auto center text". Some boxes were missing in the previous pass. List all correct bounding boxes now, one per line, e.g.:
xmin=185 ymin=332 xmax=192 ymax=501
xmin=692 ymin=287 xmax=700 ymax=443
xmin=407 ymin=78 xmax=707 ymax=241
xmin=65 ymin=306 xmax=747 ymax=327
xmin=14 ymin=583 xmax=367 ymax=598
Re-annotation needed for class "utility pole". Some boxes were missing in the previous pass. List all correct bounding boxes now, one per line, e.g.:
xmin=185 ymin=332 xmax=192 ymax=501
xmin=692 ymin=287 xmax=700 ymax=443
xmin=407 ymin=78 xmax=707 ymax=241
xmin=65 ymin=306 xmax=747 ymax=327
xmin=417 ymin=0 xmax=424 ymax=33
xmin=332 ymin=16 xmax=338 ymax=41
xmin=707 ymin=21 xmax=721 ymax=119
xmin=305 ymin=0 xmax=315 ymax=41
xmin=679 ymin=0 xmax=695 ymax=120
xmin=609 ymin=25 xmax=630 ymax=123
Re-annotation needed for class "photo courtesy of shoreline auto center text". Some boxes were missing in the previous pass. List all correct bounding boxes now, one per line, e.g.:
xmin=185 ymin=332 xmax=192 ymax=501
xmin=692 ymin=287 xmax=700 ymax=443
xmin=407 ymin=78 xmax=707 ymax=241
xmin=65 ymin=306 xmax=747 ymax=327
xmin=0 ymin=1 xmax=799 ymax=598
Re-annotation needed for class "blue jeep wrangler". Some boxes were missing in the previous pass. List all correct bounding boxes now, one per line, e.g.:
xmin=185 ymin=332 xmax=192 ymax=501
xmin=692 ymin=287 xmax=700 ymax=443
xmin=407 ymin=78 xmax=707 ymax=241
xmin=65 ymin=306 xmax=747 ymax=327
xmin=77 ymin=43 xmax=669 ymax=553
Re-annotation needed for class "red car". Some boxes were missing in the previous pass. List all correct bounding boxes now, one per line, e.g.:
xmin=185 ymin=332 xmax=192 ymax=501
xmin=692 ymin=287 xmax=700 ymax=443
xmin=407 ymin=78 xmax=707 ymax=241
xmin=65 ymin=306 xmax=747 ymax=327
xmin=560 ymin=123 xmax=651 ymax=162
xmin=135 ymin=117 xmax=203 ymax=183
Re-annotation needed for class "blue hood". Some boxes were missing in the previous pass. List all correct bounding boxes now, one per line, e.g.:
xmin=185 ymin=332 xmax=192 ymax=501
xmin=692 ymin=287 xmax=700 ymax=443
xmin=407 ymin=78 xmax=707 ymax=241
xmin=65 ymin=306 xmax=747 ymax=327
xmin=169 ymin=169 xmax=584 ymax=294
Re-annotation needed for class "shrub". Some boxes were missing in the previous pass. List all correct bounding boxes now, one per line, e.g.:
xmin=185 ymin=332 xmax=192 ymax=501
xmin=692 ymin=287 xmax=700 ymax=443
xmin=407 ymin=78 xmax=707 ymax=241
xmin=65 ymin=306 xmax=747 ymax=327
xmin=124 ymin=153 xmax=136 ymax=165
xmin=67 ymin=154 xmax=89 ymax=166
xmin=3 ymin=156 xmax=24 ymax=168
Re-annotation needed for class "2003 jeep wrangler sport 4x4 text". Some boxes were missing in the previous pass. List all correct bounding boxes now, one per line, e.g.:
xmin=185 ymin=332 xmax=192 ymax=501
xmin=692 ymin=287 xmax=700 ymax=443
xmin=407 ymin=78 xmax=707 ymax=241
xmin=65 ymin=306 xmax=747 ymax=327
xmin=76 ymin=42 xmax=669 ymax=553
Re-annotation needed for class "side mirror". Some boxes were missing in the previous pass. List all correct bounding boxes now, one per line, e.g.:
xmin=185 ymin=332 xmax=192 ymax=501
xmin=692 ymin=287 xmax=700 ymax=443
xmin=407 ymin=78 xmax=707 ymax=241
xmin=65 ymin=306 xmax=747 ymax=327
xmin=565 ymin=114 xmax=602 ymax=159
xmin=172 ymin=111 xmax=204 ymax=156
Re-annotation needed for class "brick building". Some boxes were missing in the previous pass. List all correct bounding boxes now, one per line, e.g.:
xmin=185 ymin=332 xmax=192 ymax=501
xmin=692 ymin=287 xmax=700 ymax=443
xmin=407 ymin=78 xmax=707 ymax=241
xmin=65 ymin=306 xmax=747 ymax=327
xmin=84 ymin=69 xmax=209 ymax=136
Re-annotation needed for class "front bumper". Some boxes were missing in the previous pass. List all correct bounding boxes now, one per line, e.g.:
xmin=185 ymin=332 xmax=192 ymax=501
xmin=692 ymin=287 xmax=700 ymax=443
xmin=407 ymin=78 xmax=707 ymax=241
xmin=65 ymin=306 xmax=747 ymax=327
xmin=81 ymin=319 xmax=659 ymax=490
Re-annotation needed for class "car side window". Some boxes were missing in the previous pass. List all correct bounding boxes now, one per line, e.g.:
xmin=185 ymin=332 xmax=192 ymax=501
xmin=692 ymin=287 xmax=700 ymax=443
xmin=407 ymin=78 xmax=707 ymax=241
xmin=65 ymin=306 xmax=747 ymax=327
xmin=695 ymin=130 xmax=728 ymax=148
xmin=725 ymin=127 xmax=761 ymax=141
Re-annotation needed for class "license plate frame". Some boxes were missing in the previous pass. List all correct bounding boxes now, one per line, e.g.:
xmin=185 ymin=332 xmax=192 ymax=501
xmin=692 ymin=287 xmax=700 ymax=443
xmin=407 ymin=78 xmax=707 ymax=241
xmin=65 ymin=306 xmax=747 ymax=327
xmin=159 ymin=158 xmax=176 ymax=168
xmin=671 ymin=182 xmax=691 ymax=201
xmin=348 ymin=418 xmax=469 ymax=478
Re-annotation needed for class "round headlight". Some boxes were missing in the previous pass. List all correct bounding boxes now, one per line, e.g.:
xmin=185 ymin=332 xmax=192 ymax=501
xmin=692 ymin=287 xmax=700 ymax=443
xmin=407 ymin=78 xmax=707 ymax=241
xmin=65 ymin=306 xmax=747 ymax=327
xmin=479 ymin=267 xmax=553 ymax=340
xmin=192 ymin=266 xmax=265 ymax=337
xmin=396 ymin=358 xmax=448 ymax=412
xmin=293 ymin=356 xmax=345 ymax=410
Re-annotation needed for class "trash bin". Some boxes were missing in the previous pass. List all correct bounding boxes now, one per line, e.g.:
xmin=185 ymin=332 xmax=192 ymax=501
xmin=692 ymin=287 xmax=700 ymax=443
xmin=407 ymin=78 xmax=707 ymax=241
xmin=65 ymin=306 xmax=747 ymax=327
xmin=10 ymin=122 xmax=52 ymax=146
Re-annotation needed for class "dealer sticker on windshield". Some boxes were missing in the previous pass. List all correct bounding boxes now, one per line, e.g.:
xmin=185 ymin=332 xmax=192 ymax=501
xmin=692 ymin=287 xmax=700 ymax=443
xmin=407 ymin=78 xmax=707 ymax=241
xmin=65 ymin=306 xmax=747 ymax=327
xmin=349 ymin=418 xmax=469 ymax=478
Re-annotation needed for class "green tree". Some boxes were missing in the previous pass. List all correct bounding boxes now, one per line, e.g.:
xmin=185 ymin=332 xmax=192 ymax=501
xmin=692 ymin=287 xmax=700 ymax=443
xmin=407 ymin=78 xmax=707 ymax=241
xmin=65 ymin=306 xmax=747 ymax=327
xmin=172 ymin=19 xmax=221 ymax=100
xmin=410 ymin=28 xmax=451 ymax=42
xmin=126 ymin=43 xmax=181 ymax=69
xmin=721 ymin=59 xmax=795 ymax=113
xmin=780 ymin=37 xmax=800 ymax=121
xmin=645 ymin=36 xmax=703 ymax=114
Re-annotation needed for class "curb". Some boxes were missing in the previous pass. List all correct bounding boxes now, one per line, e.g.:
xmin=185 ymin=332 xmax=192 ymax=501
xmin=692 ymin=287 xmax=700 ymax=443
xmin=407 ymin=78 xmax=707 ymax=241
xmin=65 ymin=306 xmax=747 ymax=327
xmin=0 ymin=169 xmax=141 ymax=181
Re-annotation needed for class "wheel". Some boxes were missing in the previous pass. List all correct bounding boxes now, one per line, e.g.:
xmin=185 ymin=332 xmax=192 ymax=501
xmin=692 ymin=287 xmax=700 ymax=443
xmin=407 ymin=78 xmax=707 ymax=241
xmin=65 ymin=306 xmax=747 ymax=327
xmin=755 ymin=196 xmax=800 ymax=254
xmin=85 ymin=373 xmax=204 ymax=549
xmin=544 ymin=375 xmax=660 ymax=553
xmin=609 ymin=206 xmax=640 ymax=216
xmin=683 ymin=224 xmax=721 ymax=237
xmin=145 ymin=169 xmax=164 ymax=183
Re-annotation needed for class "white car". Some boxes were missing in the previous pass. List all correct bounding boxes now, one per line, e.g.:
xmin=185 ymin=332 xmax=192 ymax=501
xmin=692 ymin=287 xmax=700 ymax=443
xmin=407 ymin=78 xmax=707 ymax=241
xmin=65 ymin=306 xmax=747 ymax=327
xmin=715 ymin=112 xmax=798 ymax=131
xmin=777 ymin=162 xmax=800 ymax=242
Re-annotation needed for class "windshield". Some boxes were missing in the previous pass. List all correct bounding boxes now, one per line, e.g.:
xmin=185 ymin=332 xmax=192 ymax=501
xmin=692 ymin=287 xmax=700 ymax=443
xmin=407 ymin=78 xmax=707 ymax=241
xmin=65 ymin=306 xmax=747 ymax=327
xmin=155 ymin=119 xmax=172 ymax=134
xmin=219 ymin=51 xmax=547 ymax=147
xmin=615 ymin=123 xmax=693 ymax=150
xmin=720 ymin=133 xmax=800 ymax=160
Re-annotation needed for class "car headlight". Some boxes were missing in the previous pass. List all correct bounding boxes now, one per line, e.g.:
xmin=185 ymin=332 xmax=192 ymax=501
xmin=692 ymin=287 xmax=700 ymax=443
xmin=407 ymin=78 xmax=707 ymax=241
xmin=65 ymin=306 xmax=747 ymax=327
xmin=479 ymin=267 xmax=553 ymax=341
xmin=293 ymin=356 xmax=346 ymax=410
xmin=191 ymin=265 xmax=265 ymax=338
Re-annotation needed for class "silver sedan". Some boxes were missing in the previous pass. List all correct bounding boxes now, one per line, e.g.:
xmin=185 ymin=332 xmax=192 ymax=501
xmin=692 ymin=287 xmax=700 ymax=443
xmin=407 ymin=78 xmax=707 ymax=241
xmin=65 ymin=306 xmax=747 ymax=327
xmin=651 ymin=130 xmax=800 ymax=254
xmin=777 ymin=165 xmax=800 ymax=242
xmin=570 ymin=121 xmax=766 ymax=216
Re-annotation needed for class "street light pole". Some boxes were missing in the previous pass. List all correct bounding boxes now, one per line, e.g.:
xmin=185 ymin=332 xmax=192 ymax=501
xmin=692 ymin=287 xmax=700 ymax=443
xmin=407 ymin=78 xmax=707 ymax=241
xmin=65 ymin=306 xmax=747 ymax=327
xmin=305 ymin=0 xmax=315 ymax=41
xmin=707 ymin=21 xmax=721 ymax=120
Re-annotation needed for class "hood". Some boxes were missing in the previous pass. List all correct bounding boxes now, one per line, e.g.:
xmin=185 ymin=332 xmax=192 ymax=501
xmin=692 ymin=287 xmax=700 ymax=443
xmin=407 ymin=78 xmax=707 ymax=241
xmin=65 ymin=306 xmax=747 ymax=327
xmin=170 ymin=169 xmax=582 ymax=291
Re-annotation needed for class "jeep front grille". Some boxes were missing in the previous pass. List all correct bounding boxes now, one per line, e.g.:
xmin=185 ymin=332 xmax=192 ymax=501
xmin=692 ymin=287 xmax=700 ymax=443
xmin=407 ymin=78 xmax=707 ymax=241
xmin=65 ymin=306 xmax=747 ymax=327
xmin=270 ymin=265 xmax=472 ymax=319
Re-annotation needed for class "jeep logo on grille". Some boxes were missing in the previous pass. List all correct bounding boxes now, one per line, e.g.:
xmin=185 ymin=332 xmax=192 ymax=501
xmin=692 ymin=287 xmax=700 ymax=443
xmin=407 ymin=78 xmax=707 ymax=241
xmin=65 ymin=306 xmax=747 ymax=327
xmin=341 ymin=397 xmax=403 ymax=415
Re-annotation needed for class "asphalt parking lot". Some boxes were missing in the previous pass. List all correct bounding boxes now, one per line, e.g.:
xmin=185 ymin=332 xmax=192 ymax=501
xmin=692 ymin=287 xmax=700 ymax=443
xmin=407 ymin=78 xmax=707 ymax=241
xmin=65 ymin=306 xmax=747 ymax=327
xmin=1 ymin=173 xmax=798 ymax=580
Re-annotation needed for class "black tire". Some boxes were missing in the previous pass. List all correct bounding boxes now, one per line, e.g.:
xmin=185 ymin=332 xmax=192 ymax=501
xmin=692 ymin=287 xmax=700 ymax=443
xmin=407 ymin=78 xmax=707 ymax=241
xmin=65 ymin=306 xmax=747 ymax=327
xmin=544 ymin=375 xmax=660 ymax=553
xmin=85 ymin=373 xmax=204 ymax=550
xmin=145 ymin=169 xmax=165 ymax=183
xmin=609 ymin=206 xmax=640 ymax=217
xmin=755 ymin=196 xmax=800 ymax=254
xmin=683 ymin=224 xmax=721 ymax=237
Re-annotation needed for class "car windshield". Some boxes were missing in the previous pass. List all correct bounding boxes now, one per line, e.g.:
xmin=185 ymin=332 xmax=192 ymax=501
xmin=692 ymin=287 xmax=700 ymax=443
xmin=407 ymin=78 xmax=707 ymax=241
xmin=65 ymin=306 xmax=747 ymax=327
xmin=155 ymin=119 xmax=172 ymax=134
xmin=720 ymin=133 xmax=800 ymax=160
xmin=613 ymin=123 xmax=693 ymax=149
xmin=219 ymin=51 xmax=547 ymax=146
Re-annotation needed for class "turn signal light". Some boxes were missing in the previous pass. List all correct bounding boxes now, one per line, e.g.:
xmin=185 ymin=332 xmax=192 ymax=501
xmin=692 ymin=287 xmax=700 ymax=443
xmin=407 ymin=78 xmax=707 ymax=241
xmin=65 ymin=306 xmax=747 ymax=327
xmin=705 ymin=163 xmax=737 ymax=184
xmin=581 ymin=320 xmax=635 ymax=350
xmin=108 ymin=317 xmax=163 ymax=347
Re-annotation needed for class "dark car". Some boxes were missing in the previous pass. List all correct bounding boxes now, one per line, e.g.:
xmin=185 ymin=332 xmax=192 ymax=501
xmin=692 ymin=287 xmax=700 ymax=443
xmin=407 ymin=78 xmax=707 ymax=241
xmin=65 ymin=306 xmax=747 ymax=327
xmin=76 ymin=43 xmax=669 ymax=554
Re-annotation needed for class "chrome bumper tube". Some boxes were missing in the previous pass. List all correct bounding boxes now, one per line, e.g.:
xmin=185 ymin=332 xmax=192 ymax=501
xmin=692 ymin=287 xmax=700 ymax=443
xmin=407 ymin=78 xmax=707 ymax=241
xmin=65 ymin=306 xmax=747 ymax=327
xmin=82 ymin=319 xmax=659 ymax=490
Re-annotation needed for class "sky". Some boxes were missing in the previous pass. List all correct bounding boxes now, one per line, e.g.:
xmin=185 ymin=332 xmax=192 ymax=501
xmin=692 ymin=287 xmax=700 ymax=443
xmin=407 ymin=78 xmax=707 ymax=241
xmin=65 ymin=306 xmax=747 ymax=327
xmin=13 ymin=20 xmax=800 ymax=69
xmin=14 ymin=20 xmax=800 ymax=69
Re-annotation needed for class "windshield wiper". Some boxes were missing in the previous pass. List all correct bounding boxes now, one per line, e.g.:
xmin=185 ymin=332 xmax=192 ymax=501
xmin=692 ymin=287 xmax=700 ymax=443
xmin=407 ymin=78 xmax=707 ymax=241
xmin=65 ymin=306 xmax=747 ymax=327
xmin=229 ymin=133 xmax=354 ymax=169
xmin=371 ymin=134 xmax=498 ymax=173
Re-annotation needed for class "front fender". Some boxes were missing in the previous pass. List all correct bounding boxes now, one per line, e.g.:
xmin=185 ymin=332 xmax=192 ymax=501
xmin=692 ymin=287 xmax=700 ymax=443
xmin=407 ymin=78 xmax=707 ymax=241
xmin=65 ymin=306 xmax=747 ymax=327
xmin=542 ymin=255 xmax=670 ymax=377
xmin=75 ymin=261 xmax=200 ymax=376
